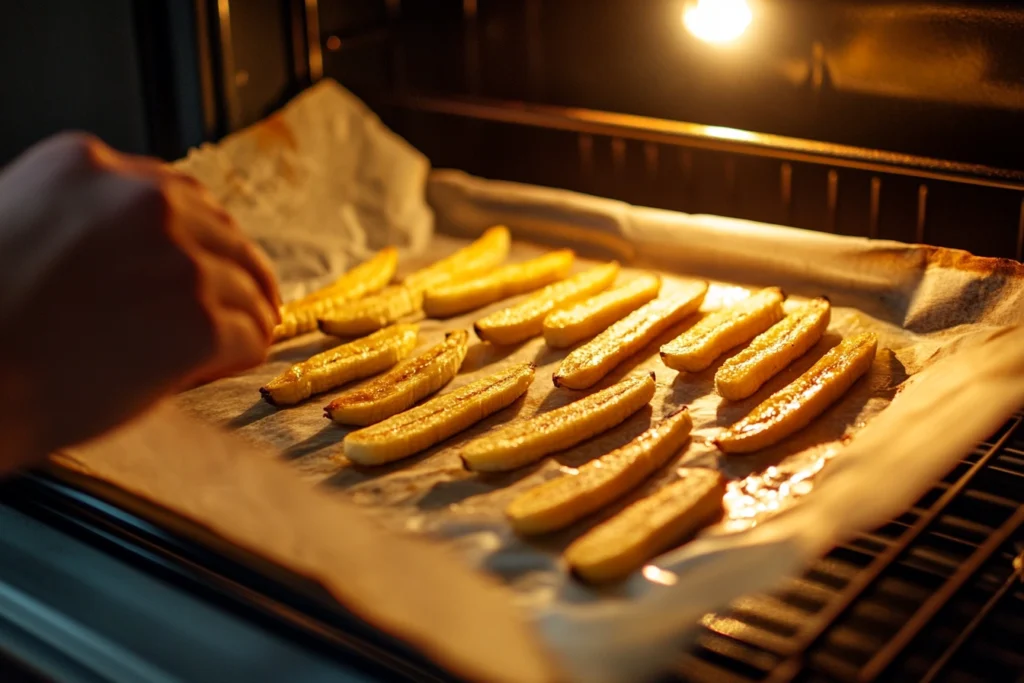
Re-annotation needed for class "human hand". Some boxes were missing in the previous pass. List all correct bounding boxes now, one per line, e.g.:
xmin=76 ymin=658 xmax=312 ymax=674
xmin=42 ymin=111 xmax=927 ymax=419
xmin=0 ymin=132 xmax=281 ymax=469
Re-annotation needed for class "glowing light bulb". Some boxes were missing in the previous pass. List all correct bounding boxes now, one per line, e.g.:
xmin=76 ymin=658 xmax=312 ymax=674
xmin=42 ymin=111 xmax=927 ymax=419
xmin=683 ymin=0 xmax=753 ymax=44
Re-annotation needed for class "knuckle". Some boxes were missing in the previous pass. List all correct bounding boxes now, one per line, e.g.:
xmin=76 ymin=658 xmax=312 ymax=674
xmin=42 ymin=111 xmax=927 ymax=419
xmin=135 ymin=177 xmax=175 ymax=226
xmin=36 ymin=131 xmax=108 ymax=175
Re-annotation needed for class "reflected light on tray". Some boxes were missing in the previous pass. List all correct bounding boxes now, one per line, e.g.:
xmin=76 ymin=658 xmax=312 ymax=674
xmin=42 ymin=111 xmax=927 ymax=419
xmin=683 ymin=0 xmax=753 ymax=45
xmin=642 ymin=564 xmax=679 ymax=586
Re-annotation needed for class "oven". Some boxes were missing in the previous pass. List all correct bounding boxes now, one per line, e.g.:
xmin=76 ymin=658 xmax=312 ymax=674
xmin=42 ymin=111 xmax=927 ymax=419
xmin=1 ymin=2 xmax=1022 ymax=682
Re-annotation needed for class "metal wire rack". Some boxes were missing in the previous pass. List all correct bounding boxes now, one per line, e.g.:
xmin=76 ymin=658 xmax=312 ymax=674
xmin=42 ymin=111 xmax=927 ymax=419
xmin=373 ymin=94 xmax=1024 ymax=262
xmin=675 ymin=414 xmax=1024 ymax=683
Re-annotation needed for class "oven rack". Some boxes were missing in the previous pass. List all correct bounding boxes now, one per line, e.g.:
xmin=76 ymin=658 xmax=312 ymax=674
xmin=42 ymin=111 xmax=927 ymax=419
xmin=0 ymin=414 xmax=1020 ymax=683
xmin=372 ymin=93 xmax=1024 ymax=263
xmin=676 ymin=414 xmax=1024 ymax=683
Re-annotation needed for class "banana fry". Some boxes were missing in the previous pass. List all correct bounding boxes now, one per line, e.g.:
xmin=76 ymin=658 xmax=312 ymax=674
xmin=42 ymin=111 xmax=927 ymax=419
xmin=543 ymin=273 xmax=662 ymax=349
xmin=507 ymin=407 xmax=693 ymax=535
xmin=715 ymin=298 xmax=832 ymax=400
xmin=344 ymin=362 xmax=536 ymax=466
xmin=553 ymin=281 xmax=708 ymax=390
xmin=261 ymin=324 xmax=418 ymax=406
xmin=423 ymin=250 xmax=575 ymax=318
xmin=661 ymin=287 xmax=786 ymax=373
xmin=716 ymin=332 xmax=878 ymax=454
xmin=319 ymin=227 xmax=510 ymax=336
xmin=565 ymin=468 xmax=725 ymax=584
xmin=460 ymin=371 xmax=656 ymax=473
xmin=318 ymin=285 xmax=423 ymax=338
xmin=324 ymin=329 xmax=469 ymax=426
xmin=403 ymin=226 xmax=511 ymax=292
xmin=474 ymin=263 xmax=620 ymax=346
xmin=273 ymin=247 xmax=397 ymax=342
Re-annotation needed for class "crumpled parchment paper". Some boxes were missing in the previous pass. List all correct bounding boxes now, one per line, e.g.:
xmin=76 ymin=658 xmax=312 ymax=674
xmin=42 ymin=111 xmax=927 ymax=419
xmin=60 ymin=81 xmax=1024 ymax=683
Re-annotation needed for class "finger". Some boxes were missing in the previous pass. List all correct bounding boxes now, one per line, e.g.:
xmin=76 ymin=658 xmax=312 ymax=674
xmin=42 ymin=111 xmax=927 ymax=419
xmin=188 ymin=207 xmax=283 ymax=317
xmin=199 ymin=254 xmax=278 ymax=341
xmin=187 ymin=309 xmax=269 ymax=386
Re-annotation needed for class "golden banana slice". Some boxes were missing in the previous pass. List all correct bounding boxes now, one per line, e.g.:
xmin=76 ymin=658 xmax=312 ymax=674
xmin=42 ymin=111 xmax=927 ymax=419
xmin=715 ymin=298 xmax=832 ymax=401
xmin=273 ymin=248 xmax=397 ymax=342
xmin=460 ymin=371 xmax=656 ymax=473
xmin=565 ymin=468 xmax=725 ymax=584
xmin=543 ymin=273 xmax=662 ymax=349
xmin=474 ymin=262 xmax=620 ymax=346
xmin=318 ymin=228 xmax=510 ymax=336
xmin=423 ymin=250 xmax=575 ymax=318
xmin=318 ymin=285 xmax=423 ymax=338
xmin=507 ymin=407 xmax=693 ymax=535
xmin=552 ymin=281 xmax=709 ymax=390
xmin=716 ymin=332 xmax=878 ymax=454
xmin=324 ymin=329 xmax=470 ymax=426
xmin=661 ymin=287 xmax=786 ymax=373
xmin=260 ymin=324 xmax=418 ymax=407
xmin=402 ymin=226 xmax=511 ymax=292
xmin=344 ymin=362 xmax=536 ymax=466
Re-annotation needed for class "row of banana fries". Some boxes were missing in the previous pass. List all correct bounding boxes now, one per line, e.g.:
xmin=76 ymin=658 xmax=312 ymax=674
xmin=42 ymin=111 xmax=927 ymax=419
xmin=259 ymin=228 xmax=880 ymax=583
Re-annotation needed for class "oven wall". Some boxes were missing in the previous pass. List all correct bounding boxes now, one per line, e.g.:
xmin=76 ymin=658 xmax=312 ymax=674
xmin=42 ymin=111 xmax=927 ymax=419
xmin=0 ymin=0 xmax=152 ymax=165
xmin=323 ymin=0 xmax=1024 ymax=169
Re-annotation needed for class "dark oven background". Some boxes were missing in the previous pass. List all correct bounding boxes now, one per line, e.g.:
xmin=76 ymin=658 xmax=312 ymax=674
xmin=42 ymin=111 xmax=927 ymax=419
xmin=3 ymin=0 xmax=1024 ymax=259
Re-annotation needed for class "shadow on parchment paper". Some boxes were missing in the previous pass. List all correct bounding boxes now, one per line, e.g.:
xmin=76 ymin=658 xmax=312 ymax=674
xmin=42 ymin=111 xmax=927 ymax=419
xmin=713 ymin=346 xmax=908 ymax=480
xmin=462 ymin=340 xmax=528 ymax=373
xmin=268 ymin=333 xmax=346 ymax=363
xmin=417 ymin=405 xmax=655 ymax=512
xmin=592 ymin=312 xmax=708 ymax=389
xmin=224 ymin=399 xmax=277 ymax=430
xmin=480 ymin=443 xmax=701 ymax=597
xmin=698 ymin=332 xmax=844 ymax=427
xmin=532 ymin=343 xmax=572 ymax=368
xmin=280 ymin=422 xmax=345 ymax=461
xmin=534 ymin=384 xmax=587 ymax=414
xmin=321 ymin=389 xmax=537 ymax=493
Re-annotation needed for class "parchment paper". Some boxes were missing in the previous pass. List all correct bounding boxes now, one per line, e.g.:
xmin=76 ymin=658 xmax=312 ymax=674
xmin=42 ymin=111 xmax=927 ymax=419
xmin=59 ymin=82 xmax=1024 ymax=683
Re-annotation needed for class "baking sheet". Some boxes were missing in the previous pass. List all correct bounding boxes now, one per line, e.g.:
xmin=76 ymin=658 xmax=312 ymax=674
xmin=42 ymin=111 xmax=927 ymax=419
xmin=59 ymin=82 xmax=1024 ymax=683
xmin=175 ymin=238 xmax=910 ymax=582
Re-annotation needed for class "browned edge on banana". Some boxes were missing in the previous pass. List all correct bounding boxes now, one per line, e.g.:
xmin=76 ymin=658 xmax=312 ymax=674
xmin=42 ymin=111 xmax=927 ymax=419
xmin=260 ymin=323 xmax=418 ymax=407
xmin=272 ymin=247 xmax=398 ymax=342
xmin=552 ymin=280 xmax=709 ymax=390
xmin=660 ymin=287 xmax=786 ymax=373
xmin=715 ymin=332 xmax=878 ymax=454
xmin=564 ymin=467 xmax=725 ymax=584
xmin=714 ymin=297 xmax=832 ymax=401
xmin=343 ymin=362 xmax=536 ymax=466
xmin=506 ymin=406 xmax=693 ymax=536
xmin=324 ymin=329 xmax=469 ymax=426
xmin=460 ymin=371 xmax=657 ymax=473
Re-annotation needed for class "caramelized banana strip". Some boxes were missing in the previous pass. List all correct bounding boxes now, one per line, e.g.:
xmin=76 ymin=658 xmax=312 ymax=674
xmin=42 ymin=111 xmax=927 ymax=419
xmin=273 ymin=248 xmax=397 ymax=342
xmin=344 ymin=363 xmax=536 ymax=466
xmin=402 ymin=226 xmax=512 ymax=292
xmin=552 ymin=281 xmax=708 ymax=390
xmin=715 ymin=298 xmax=832 ymax=400
xmin=319 ymin=227 xmax=510 ymax=336
xmin=661 ymin=287 xmax=785 ymax=373
xmin=424 ymin=250 xmax=575 ymax=318
xmin=543 ymin=273 xmax=662 ymax=349
xmin=565 ymin=468 xmax=725 ymax=584
xmin=716 ymin=332 xmax=878 ymax=454
xmin=507 ymin=408 xmax=693 ymax=535
xmin=325 ymin=330 xmax=469 ymax=426
xmin=261 ymin=324 xmax=418 ymax=406
xmin=318 ymin=285 xmax=423 ymax=338
xmin=474 ymin=263 xmax=620 ymax=346
xmin=460 ymin=371 xmax=656 ymax=473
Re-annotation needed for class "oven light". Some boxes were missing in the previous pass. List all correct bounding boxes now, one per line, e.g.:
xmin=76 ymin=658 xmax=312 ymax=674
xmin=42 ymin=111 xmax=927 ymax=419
xmin=683 ymin=0 xmax=753 ymax=44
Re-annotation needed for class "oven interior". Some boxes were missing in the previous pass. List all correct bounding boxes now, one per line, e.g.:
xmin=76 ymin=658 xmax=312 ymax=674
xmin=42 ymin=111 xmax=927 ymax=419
xmin=1 ymin=2 xmax=1023 ymax=682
